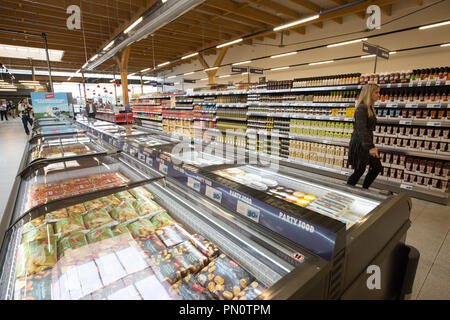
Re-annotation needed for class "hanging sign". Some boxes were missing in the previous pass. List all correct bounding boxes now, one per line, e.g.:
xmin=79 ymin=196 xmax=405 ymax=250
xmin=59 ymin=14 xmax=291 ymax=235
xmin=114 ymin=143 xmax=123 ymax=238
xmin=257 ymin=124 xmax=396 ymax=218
xmin=183 ymin=79 xmax=196 ymax=84
xmin=250 ymin=68 xmax=264 ymax=74
xmin=362 ymin=43 xmax=389 ymax=60
xmin=231 ymin=66 xmax=248 ymax=73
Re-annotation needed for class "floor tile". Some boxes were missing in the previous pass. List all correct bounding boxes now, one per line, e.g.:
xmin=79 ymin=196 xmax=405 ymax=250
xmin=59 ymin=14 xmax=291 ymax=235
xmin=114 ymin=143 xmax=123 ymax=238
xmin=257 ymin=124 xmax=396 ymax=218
xmin=416 ymin=263 xmax=450 ymax=300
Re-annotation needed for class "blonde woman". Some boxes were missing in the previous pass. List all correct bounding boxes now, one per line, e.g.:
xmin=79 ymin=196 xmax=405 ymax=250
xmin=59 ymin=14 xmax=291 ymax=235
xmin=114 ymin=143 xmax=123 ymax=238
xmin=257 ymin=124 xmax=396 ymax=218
xmin=347 ymin=84 xmax=382 ymax=189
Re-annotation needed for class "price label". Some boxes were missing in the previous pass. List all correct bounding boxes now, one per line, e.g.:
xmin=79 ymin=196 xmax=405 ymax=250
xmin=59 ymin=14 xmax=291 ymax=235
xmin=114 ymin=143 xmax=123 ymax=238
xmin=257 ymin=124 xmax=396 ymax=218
xmin=400 ymin=120 xmax=412 ymax=125
xmin=426 ymin=81 xmax=431 ymax=86
xmin=205 ymin=186 xmax=222 ymax=203
xmin=417 ymin=82 xmax=422 ymax=87
xmin=408 ymin=83 xmax=414 ymax=87
xmin=342 ymin=171 xmax=351 ymax=176
xmin=159 ymin=163 xmax=168 ymax=174
xmin=187 ymin=177 xmax=201 ymax=192
xmin=387 ymin=84 xmax=391 ymax=88
xmin=427 ymin=122 xmax=442 ymax=127
xmin=146 ymin=157 xmax=153 ymax=166
xmin=236 ymin=200 xmax=260 ymax=223
xmin=397 ymin=83 xmax=402 ymax=88
xmin=400 ymin=184 xmax=413 ymax=191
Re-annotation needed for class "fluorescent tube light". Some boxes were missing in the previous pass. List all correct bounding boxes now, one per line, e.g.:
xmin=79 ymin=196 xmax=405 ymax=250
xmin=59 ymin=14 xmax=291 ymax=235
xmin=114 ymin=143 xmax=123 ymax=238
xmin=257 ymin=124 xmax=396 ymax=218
xmin=204 ymin=67 xmax=218 ymax=71
xmin=441 ymin=43 xmax=450 ymax=47
xmin=158 ymin=61 xmax=170 ymax=67
xmin=184 ymin=72 xmax=194 ymax=76
xmin=200 ymin=78 xmax=208 ymax=81
xmin=124 ymin=17 xmax=143 ymax=34
xmin=270 ymin=52 xmax=297 ymax=59
xmin=216 ymin=38 xmax=243 ymax=48
xmin=232 ymin=60 xmax=251 ymax=66
xmin=182 ymin=52 xmax=198 ymax=60
xmin=274 ymin=14 xmax=320 ymax=32
xmin=90 ymin=54 xmax=98 ymax=61
xmin=270 ymin=66 xmax=290 ymax=71
xmin=82 ymin=62 xmax=88 ymax=68
xmin=141 ymin=68 xmax=151 ymax=72
xmin=168 ymin=76 xmax=176 ymax=79
xmin=389 ymin=51 xmax=397 ymax=55
xmin=327 ymin=38 xmax=368 ymax=48
xmin=419 ymin=21 xmax=450 ymax=30
xmin=309 ymin=60 xmax=334 ymax=65
xmin=361 ymin=55 xmax=376 ymax=59
xmin=218 ymin=75 xmax=231 ymax=78
xmin=103 ymin=40 xmax=115 ymax=51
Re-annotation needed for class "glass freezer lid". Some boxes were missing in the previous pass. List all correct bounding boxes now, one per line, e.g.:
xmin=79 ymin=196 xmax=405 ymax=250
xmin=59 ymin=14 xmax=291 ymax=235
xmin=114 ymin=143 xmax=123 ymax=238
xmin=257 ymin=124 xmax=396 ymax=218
xmin=27 ymin=138 xmax=108 ymax=164
xmin=31 ymin=133 xmax=91 ymax=148
xmin=127 ymin=135 xmax=173 ymax=148
xmin=14 ymin=154 xmax=152 ymax=220
xmin=33 ymin=125 xmax=83 ymax=136
xmin=2 ymin=178 xmax=307 ymax=300
xmin=170 ymin=150 xmax=235 ymax=167
xmin=213 ymin=165 xmax=380 ymax=229
xmin=35 ymin=121 xmax=72 ymax=128
xmin=77 ymin=119 xmax=112 ymax=127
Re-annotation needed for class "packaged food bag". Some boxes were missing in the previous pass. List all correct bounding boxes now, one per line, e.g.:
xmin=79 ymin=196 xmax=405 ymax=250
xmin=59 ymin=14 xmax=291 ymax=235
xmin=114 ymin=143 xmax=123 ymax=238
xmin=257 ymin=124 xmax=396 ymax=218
xmin=233 ymin=281 xmax=266 ymax=300
xmin=195 ymin=253 xmax=252 ymax=300
xmin=86 ymin=227 xmax=115 ymax=244
xmin=83 ymin=199 xmax=106 ymax=211
xmin=14 ymin=270 xmax=53 ymax=300
xmin=15 ymin=237 xmax=57 ymax=278
xmin=129 ymin=186 xmax=153 ymax=201
xmin=98 ymin=195 xmax=122 ymax=208
xmin=169 ymin=241 xmax=209 ymax=274
xmin=155 ymin=224 xmax=191 ymax=247
xmin=135 ymin=233 xmax=166 ymax=256
xmin=190 ymin=234 xmax=220 ymax=259
xmin=22 ymin=223 xmax=54 ymax=244
xmin=83 ymin=208 xmax=116 ymax=230
xmin=171 ymin=273 xmax=215 ymax=300
xmin=22 ymin=216 xmax=46 ymax=233
xmin=54 ymin=215 xmax=87 ymax=238
xmin=45 ymin=208 xmax=68 ymax=222
xmin=133 ymin=198 xmax=164 ymax=218
xmin=109 ymin=201 xmax=139 ymax=224
xmin=114 ymin=191 xmax=137 ymax=203
xmin=150 ymin=211 xmax=175 ymax=228
xmin=112 ymin=225 xmax=132 ymax=238
xmin=127 ymin=218 xmax=156 ymax=238
xmin=66 ymin=203 xmax=87 ymax=216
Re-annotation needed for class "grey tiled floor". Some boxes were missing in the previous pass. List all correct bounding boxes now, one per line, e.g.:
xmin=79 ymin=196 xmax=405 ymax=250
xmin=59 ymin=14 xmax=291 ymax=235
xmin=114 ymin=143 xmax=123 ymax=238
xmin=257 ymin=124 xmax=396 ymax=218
xmin=0 ymin=119 xmax=448 ymax=299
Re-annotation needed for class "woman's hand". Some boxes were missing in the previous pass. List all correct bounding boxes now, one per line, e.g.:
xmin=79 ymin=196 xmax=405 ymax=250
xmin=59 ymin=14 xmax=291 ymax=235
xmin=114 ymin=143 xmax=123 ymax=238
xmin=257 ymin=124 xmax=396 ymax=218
xmin=369 ymin=147 xmax=379 ymax=158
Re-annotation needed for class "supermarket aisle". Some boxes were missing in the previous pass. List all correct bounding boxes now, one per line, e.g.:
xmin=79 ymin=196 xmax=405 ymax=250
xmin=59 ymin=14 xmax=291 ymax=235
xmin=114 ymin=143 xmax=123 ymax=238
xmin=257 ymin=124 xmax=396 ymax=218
xmin=0 ymin=118 xmax=28 ymax=221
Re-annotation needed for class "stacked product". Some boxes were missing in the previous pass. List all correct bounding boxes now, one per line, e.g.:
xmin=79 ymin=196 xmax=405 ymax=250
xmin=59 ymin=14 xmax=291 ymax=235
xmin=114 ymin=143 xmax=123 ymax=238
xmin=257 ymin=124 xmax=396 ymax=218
xmin=289 ymin=141 xmax=345 ymax=169
xmin=15 ymin=186 xmax=266 ymax=300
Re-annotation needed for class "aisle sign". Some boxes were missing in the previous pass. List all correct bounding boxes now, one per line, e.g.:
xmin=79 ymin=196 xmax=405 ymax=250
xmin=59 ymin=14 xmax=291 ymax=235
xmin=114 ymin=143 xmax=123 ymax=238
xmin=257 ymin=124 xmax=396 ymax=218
xmin=362 ymin=42 xmax=389 ymax=60
xmin=250 ymin=68 xmax=264 ymax=74
xmin=232 ymin=66 xmax=248 ymax=73
xmin=183 ymin=79 xmax=196 ymax=84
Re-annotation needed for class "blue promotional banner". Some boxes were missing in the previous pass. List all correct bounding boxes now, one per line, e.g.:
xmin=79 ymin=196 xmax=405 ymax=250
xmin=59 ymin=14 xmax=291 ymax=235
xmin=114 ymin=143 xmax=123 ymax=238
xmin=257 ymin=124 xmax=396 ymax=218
xmin=30 ymin=92 xmax=72 ymax=119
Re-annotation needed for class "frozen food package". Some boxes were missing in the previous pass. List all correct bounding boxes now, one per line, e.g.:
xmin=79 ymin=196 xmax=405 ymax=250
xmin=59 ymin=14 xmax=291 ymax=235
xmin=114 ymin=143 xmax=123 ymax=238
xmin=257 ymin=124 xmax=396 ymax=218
xmin=83 ymin=198 xmax=107 ymax=212
xmin=22 ymin=216 xmax=46 ymax=233
xmin=129 ymin=186 xmax=153 ymax=201
xmin=171 ymin=273 xmax=215 ymax=300
xmin=14 ymin=270 xmax=53 ymax=300
xmin=150 ymin=210 xmax=175 ymax=228
xmin=54 ymin=215 xmax=87 ymax=238
xmin=112 ymin=224 xmax=132 ymax=238
xmin=15 ymin=237 xmax=57 ymax=278
xmin=114 ymin=191 xmax=137 ymax=203
xmin=155 ymin=224 xmax=191 ymax=247
xmin=109 ymin=201 xmax=139 ymax=224
xmin=86 ymin=227 xmax=115 ymax=244
xmin=66 ymin=203 xmax=87 ymax=216
xmin=195 ymin=253 xmax=252 ymax=300
xmin=44 ymin=208 xmax=69 ymax=222
xmin=83 ymin=208 xmax=117 ymax=230
xmin=57 ymin=231 xmax=90 ymax=262
xmin=127 ymin=218 xmax=156 ymax=238
xmin=169 ymin=241 xmax=209 ymax=274
xmin=22 ymin=223 xmax=54 ymax=244
xmin=233 ymin=280 xmax=266 ymax=300
xmin=133 ymin=198 xmax=165 ymax=218
xmin=135 ymin=233 xmax=166 ymax=256
xmin=98 ymin=195 xmax=122 ymax=208
xmin=190 ymin=234 xmax=220 ymax=259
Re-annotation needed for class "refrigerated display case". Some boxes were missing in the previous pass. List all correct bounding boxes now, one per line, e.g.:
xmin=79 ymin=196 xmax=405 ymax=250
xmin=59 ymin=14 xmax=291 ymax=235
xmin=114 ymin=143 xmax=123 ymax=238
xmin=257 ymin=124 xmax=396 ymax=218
xmin=31 ymin=125 xmax=85 ymax=142
xmin=0 ymin=150 xmax=331 ymax=300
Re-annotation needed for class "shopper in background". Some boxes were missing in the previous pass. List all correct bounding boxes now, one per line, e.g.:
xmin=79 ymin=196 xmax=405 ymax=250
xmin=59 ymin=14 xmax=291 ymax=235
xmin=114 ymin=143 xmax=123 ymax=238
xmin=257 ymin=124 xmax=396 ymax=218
xmin=347 ymin=84 xmax=382 ymax=189
xmin=18 ymin=98 xmax=33 ymax=135
xmin=86 ymin=99 xmax=96 ymax=118
xmin=0 ymin=99 xmax=8 ymax=121
xmin=8 ymin=100 xmax=16 ymax=118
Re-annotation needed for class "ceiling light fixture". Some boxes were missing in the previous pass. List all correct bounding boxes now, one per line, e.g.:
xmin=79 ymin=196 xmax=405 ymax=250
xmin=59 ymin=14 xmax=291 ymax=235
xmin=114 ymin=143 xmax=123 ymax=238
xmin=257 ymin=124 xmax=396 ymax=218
xmin=309 ymin=60 xmax=335 ymax=65
xmin=441 ymin=43 xmax=450 ymax=47
xmin=327 ymin=38 xmax=368 ymax=48
xmin=168 ymin=76 xmax=176 ymax=79
xmin=389 ymin=51 xmax=397 ymax=55
xmin=274 ymin=14 xmax=320 ymax=32
xmin=184 ymin=72 xmax=194 ymax=76
xmin=141 ymin=68 xmax=151 ymax=73
xmin=232 ymin=60 xmax=251 ymax=66
xmin=182 ymin=52 xmax=199 ymax=60
xmin=124 ymin=17 xmax=143 ymax=34
xmin=419 ymin=21 xmax=450 ymax=30
xmin=204 ymin=67 xmax=218 ymax=71
xmin=218 ymin=75 xmax=231 ymax=78
xmin=90 ymin=54 xmax=98 ymax=61
xmin=158 ymin=61 xmax=170 ymax=67
xmin=216 ymin=38 xmax=243 ymax=48
xmin=361 ymin=54 xmax=376 ymax=59
xmin=270 ymin=52 xmax=297 ymax=59
xmin=103 ymin=40 xmax=115 ymax=51
xmin=270 ymin=66 xmax=290 ymax=71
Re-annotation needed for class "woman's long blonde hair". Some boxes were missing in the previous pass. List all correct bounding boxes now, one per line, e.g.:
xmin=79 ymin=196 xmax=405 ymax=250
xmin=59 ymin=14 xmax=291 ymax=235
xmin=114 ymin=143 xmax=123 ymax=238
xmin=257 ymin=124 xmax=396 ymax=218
xmin=356 ymin=83 xmax=379 ymax=118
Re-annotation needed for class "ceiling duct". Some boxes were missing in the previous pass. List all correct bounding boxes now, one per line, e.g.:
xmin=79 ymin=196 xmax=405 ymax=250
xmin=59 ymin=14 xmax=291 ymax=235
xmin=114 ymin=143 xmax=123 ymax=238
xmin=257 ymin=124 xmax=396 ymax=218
xmin=86 ymin=0 xmax=206 ymax=70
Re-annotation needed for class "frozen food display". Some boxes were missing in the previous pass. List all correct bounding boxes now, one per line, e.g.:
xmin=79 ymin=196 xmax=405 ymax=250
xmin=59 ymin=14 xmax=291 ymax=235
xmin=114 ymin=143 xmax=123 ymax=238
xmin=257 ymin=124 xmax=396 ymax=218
xmin=28 ymin=141 xmax=103 ymax=163
xmin=213 ymin=165 xmax=380 ymax=229
xmin=127 ymin=136 xmax=172 ymax=148
xmin=33 ymin=125 xmax=82 ymax=136
xmin=9 ymin=183 xmax=270 ymax=300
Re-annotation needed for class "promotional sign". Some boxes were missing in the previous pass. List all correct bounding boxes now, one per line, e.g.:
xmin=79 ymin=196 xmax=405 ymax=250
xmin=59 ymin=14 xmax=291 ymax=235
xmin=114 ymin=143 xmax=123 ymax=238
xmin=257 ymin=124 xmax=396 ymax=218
xmin=30 ymin=92 xmax=72 ymax=119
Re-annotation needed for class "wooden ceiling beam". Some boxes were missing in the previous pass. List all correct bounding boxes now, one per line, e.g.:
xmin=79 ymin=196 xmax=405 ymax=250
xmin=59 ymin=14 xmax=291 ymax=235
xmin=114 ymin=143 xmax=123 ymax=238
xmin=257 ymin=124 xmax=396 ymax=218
xmin=287 ymin=0 xmax=346 ymax=25
xmin=328 ymin=0 xmax=366 ymax=20
xmin=247 ymin=0 xmax=302 ymax=19
xmin=180 ymin=13 xmax=256 ymax=34
xmin=195 ymin=6 xmax=269 ymax=29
